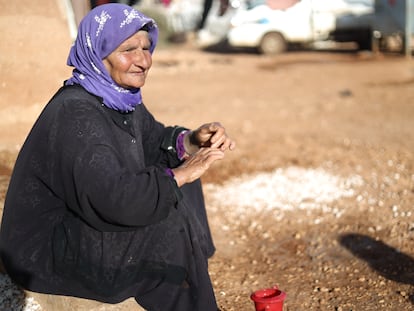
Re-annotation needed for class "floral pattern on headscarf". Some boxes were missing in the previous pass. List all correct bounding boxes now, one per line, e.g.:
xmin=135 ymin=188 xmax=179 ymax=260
xmin=65 ymin=3 xmax=158 ymax=112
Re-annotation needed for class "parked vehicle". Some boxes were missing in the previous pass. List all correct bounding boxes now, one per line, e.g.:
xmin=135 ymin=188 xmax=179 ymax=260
xmin=370 ymin=0 xmax=414 ymax=53
xmin=199 ymin=0 xmax=412 ymax=55
xmin=222 ymin=0 xmax=375 ymax=54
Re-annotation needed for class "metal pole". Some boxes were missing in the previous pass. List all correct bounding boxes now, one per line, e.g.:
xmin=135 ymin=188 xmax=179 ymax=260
xmin=406 ymin=0 xmax=412 ymax=58
xmin=62 ymin=0 xmax=79 ymax=41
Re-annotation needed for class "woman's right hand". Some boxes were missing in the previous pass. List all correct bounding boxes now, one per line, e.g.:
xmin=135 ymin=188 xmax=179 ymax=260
xmin=171 ymin=147 xmax=225 ymax=187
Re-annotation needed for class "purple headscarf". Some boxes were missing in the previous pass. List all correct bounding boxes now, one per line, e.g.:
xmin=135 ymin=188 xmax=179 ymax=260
xmin=65 ymin=3 xmax=158 ymax=112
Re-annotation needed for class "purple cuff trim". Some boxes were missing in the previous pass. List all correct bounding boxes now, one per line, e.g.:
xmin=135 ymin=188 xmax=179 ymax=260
xmin=165 ymin=168 xmax=175 ymax=178
xmin=176 ymin=130 xmax=189 ymax=160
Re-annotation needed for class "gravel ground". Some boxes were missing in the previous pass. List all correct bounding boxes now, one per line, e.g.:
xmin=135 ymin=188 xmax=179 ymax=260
xmin=0 ymin=272 xmax=41 ymax=311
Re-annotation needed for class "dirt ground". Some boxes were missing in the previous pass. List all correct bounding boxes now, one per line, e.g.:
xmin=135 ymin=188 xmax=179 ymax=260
xmin=1 ymin=1 xmax=414 ymax=310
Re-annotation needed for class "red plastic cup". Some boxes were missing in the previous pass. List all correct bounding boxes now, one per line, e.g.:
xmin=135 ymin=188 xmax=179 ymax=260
xmin=250 ymin=286 xmax=287 ymax=311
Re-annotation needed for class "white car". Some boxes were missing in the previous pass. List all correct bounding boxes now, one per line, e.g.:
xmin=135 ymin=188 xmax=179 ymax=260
xmin=228 ymin=0 xmax=319 ymax=54
xmin=201 ymin=0 xmax=375 ymax=54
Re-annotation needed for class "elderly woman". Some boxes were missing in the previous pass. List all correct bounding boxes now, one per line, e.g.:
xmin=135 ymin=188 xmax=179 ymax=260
xmin=0 ymin=3 xmax=235 ymax=311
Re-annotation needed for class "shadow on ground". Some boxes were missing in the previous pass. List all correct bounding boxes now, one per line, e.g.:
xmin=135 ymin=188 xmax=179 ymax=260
xmin=339 ymin=233 xmax=414 ymax=304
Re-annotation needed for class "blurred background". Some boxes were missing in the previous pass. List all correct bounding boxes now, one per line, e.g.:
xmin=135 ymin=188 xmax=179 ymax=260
xmin=1 ymin=1 xmax=414 ymax=310
xmin=68 ymin=0 xmax=414 ymax=56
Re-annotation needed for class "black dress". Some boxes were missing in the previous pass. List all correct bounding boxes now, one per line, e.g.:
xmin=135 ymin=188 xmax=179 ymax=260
xmin=0 ymin=85 xmax=217 ymax=311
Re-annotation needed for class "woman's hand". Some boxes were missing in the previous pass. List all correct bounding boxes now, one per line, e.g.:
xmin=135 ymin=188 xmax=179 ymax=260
xmin=172 ymin=147 xmax=225 ymax=187
xmin=184 ymin=122 xmax=236 ymax=155
xmin=172 ymin=122 xmax=235 ymax=187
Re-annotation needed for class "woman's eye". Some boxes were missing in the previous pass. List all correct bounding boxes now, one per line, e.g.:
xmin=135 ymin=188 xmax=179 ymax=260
xmin=124 ymin=46 xmax=150 ymax=52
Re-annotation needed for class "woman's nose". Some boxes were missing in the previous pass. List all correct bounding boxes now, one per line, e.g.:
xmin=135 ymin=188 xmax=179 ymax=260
xmin=134 ymin=49 xmax=152 ymax=68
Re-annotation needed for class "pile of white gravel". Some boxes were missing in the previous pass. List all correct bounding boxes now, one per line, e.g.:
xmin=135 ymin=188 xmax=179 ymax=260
xmin=0 ymin=166 xmax=363 ymax=310
xmin=204 ymin=166 xmax=364 ymax=219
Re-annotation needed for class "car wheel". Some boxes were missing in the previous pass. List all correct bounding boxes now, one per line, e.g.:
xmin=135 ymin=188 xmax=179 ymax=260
xmin=259 ymin=32 xmax=287 ymax=55
xmin=356 ymin=29 xmax=372 ymax=51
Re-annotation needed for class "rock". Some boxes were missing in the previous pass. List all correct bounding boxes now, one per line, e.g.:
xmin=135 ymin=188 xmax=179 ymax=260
xmin=27 ymin=292 xmax=145 ymax=311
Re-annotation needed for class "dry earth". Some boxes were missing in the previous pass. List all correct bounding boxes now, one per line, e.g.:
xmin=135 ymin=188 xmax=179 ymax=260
xmin=1 ymin=1 xmax=414 ymax=310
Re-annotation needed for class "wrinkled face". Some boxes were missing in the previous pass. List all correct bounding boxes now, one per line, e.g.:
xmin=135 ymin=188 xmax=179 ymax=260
xmin=103 ymin=30 xmax=152 ymax=89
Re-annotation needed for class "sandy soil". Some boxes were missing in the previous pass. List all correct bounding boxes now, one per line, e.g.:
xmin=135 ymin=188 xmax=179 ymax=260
xmin=1 ymin=1 xmax=414 ymax=310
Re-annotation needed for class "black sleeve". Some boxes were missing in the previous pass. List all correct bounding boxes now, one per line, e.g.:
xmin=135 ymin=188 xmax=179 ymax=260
xmin=54 ymin=95 xmax=182 ymax=231
xmin=72 ymin=144 xmax=179 ymax=230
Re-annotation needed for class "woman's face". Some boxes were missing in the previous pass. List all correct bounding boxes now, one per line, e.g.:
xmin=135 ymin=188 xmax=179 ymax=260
xmin=103 ymin=30 xmax=152 ymax=89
